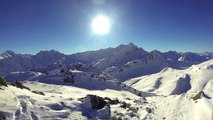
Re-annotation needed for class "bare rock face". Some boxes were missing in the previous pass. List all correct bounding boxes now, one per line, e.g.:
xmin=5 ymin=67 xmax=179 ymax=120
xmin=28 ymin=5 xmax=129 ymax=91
xmin=11 ymin=81 xmax=30 ymax=90
xmin=80 ymin=95 xmax=111 ymax=119
xmin=89 ymin=95 xmax=107 ymax=110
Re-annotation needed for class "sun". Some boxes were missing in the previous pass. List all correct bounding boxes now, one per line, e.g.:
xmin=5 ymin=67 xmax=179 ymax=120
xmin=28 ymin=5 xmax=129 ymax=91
xmin=91 ymin=15 xmax=110 ymax=35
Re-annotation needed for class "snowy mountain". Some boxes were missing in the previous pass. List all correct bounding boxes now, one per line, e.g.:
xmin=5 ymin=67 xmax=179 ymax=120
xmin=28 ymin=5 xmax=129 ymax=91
xmin=0 ymin=52 xmax=41 ymax=76
xmin=0 ymin=43 xmax=212 ymax=79
xmin=124 ymin=59 xmax=213 ymax=120
xmin=104 ymin=50 xmax=169 ymax=81
xmin=0 ymin=50 xmax=16 ymax=60
xmin=33 ymin=50 xmax=65 ymax=66
xmin=64 ymin=47 xmax=115 ymax=64
xmin=160 ymin=51 xmax=210 ymax=69
xmin=0 ymin=50 xmax=65 ymax=76
xmin=92 ymin=43 xmax=148 ymax=69
xmin=199 ymin=52 xmax=213 ymax=60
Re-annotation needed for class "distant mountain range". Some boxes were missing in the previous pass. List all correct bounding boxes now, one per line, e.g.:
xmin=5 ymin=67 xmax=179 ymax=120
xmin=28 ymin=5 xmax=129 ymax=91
xmin=1 ymin=43 xmax=212 ymax=80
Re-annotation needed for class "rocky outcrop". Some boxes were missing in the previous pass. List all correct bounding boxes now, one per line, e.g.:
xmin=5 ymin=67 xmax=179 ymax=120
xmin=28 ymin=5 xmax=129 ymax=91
xmin=89 ymin=95 xmax=107 ymax=110
xmin=0 ymin=77 xmax=7 ymax=87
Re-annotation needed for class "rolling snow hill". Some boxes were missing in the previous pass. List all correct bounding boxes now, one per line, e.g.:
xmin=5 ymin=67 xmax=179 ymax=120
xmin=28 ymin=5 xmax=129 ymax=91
xmin=125 ymin=60 xmax=213 ymax=120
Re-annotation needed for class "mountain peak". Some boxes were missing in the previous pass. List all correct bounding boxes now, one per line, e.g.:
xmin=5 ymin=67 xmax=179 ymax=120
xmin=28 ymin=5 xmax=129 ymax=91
xmin=5 ymin=50 xmax=16 ymax=56
xmin=128 ymin=42 xmax=136 ymax=46
xmin=35 ymin=50 xmax=64 ymax=56
xmin=116 ymin=43 xmax=138 ymax=49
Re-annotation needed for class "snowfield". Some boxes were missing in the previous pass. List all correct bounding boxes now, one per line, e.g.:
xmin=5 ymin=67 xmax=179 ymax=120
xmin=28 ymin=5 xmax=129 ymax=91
xmin=125 ymin=60 xmax=213 ymax=120
xmin=0 ymin=81 xmax=154 ymax=120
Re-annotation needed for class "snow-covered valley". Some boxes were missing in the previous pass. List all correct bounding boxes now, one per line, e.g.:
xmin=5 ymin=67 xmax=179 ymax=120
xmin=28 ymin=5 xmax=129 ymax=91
xmin=0 ymin=43 xmax=213 ymax=120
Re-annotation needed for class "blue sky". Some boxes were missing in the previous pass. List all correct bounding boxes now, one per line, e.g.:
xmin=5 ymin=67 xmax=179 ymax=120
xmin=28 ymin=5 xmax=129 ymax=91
xmin=0 ymin=0 xmax=213 ymax=54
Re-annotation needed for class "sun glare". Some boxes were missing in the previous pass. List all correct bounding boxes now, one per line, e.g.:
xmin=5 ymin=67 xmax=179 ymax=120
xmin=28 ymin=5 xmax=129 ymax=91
xmin=92 ymin=15 xmax=110 ymax=35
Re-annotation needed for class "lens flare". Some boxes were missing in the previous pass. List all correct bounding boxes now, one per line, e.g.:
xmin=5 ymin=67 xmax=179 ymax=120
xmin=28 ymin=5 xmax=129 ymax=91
xmin=92 ymin=15 xmax=110 ymax=35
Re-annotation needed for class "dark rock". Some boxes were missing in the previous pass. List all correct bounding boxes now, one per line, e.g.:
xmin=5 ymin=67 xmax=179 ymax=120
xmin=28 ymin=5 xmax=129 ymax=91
xmin=146 ymin=107 xmax=152 ymax=113
xmin=137 ymin=92 xmax=142 ymax=97
xmin=104 ymin=97 xmax=120 ymax=105
xmin=192 ymin=91 xmax=204 ymax=101
xmin=129 ymin=106 xmax=139 ymax=113
xmin=126 ymin=98 xmax=131 ymax=100
xmin=0 ymin=77 xmax=7 ymax=87
xmin=120 ymin=101 xmax=127 ymax=108
xmin=11 ymin=81 xmax=30 ymax=90
xmin=89 ymin=95 xmax=107 ymax=110
xmin=111 ymin=116 xmax=122 ymax=120
xmin=77 ymin=97 xmax=85 ymax=102
xmin=32 ymin=91 xmax=45 ymax=95
xmin=104 ymin=97 xmax=112 ymax=102
xmin=120 ymin=101 xmax=130 ymax=109
xmin=110 ymin=98 xmax=120 ymax=105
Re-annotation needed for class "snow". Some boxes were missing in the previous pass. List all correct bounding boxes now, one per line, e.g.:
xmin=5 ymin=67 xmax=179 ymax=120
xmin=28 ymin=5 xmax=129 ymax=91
xmin=124 ymin=60 xmax=213 ymax=120
xmin=125 ymin=60 xmax=213 ymax=95
xmin=0 ymin=81 xmax=151 ymax=119
xmin=1 ymin=60 xmax=212 ymax=119
xmin=0 ymin=44 xmax=213 ymax=119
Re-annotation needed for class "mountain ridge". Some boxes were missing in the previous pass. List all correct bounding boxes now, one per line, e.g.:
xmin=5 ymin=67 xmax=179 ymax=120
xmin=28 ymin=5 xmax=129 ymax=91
xmin=0 ymin=43 xmax=212 ymax=77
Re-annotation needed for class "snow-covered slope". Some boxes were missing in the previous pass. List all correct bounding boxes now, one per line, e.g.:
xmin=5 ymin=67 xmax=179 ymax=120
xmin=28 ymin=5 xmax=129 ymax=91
xmin=125 ymin=59 xmax=213 ymax=95
xmin=92 ymin=43 xmax=148 ymax=69
xmin=0 ymin=79 xmax=160 ymax=120
xmin=124 ymin=59 xmax=213 ymax=120
xmin=4 ymin=62 xmax=153 ymax=97
xmin=104 ymin=51 xmax=169 ymax=81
